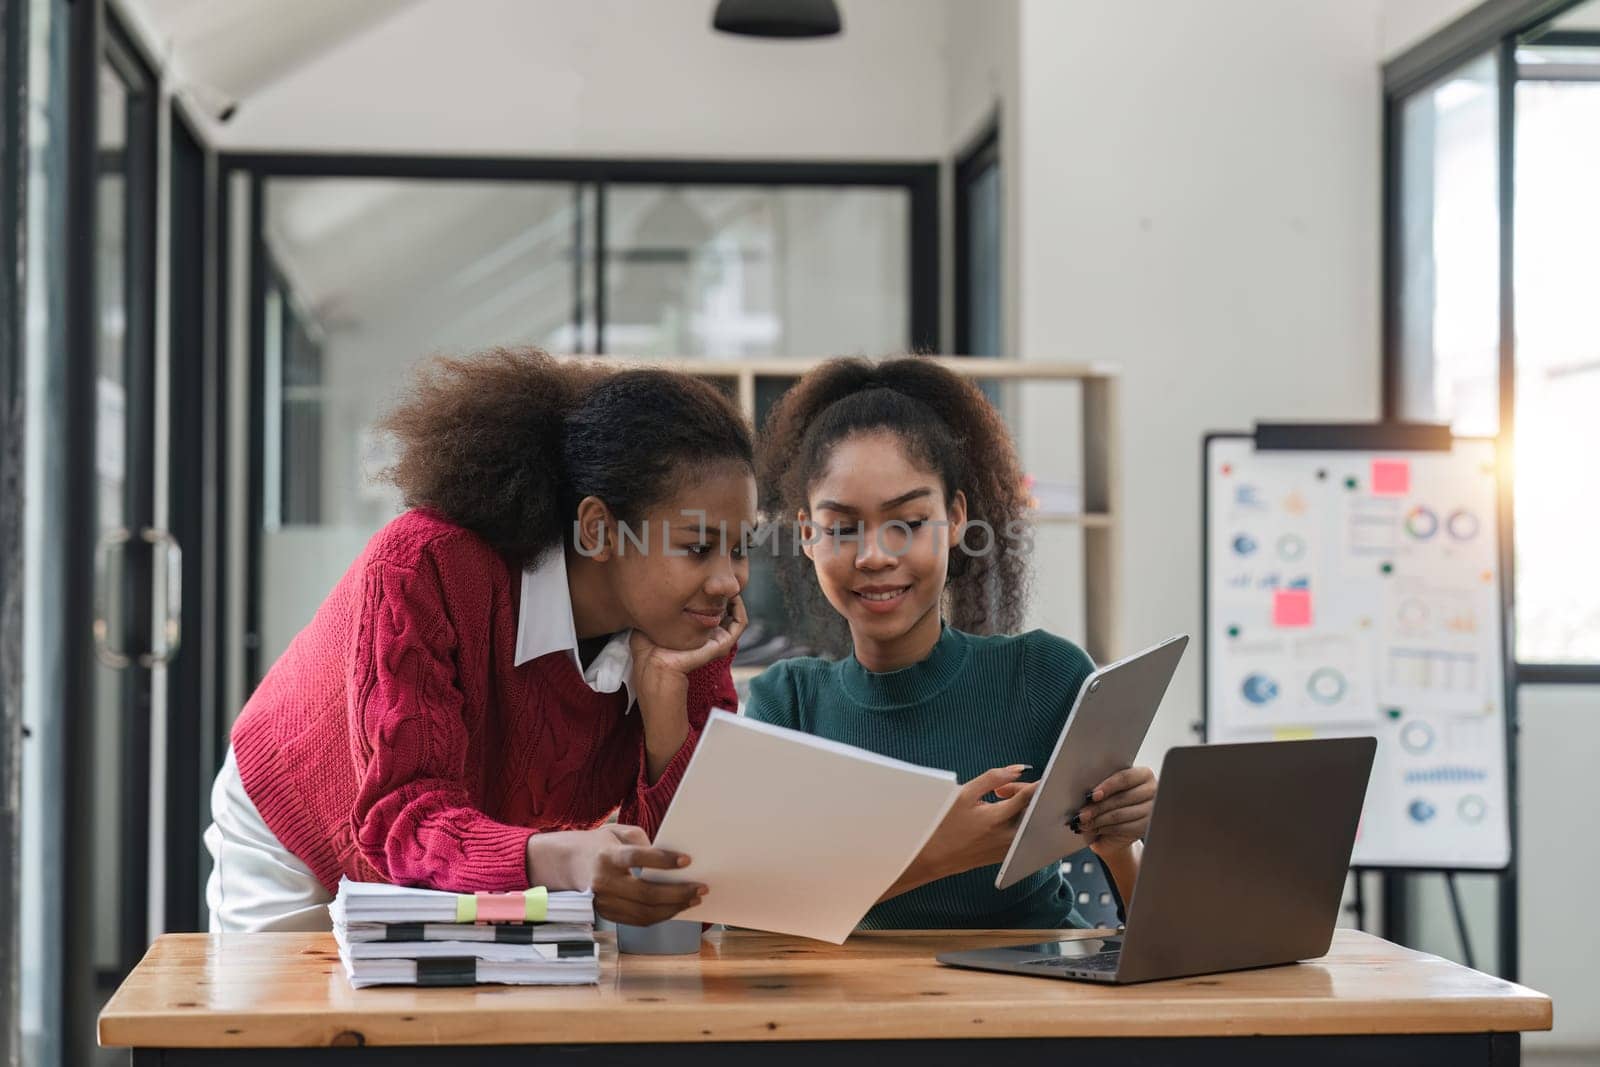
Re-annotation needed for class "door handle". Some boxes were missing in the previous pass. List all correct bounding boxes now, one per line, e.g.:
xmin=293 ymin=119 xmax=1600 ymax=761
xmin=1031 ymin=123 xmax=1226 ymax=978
xmin=93 ymin=527 xmax=132 ymax=668
xmin=140 ymin=527 xmax=182 ymax=668
xmin=94 ymin=527 xmax=183 ymax=668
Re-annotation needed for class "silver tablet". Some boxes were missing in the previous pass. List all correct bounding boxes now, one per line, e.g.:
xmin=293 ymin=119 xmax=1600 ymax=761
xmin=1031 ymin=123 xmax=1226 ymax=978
xmin=994 ymin=634 xmax=1189 ymax=890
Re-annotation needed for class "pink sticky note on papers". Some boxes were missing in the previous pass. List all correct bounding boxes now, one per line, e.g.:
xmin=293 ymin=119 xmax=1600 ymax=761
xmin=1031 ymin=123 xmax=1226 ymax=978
xmin=1371 ymin=459 xmax=1410 ymax=496
xmin=1273 ymin=589 xmax=1312 ymax=628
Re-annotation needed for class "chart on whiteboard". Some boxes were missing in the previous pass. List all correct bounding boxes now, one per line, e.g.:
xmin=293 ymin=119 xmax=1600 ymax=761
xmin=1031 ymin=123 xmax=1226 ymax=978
xmin=1205 ymin=436 xmax=1509 ymax=869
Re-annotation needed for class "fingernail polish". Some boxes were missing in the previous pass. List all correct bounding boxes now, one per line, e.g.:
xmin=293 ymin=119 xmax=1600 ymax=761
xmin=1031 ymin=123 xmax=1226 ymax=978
xmin=1084 ymin=791 xmax=1096 ymax=804
xmin=1069 ymin=815 xmax=1081 ymax=834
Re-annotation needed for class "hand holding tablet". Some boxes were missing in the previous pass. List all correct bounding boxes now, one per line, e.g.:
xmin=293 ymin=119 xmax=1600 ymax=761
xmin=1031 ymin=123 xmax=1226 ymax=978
xmin=1076 ymin=765 xmax=1159 ymax=854
xmin=995 ymin=635 xmax=1189 ymax=890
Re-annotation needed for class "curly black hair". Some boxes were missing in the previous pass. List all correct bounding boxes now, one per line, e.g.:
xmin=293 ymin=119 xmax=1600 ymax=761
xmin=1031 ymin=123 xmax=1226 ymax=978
xmin=380 ymin=348 xmax=754 ymax=568
xmin=757 ymin=356 xmax=1032 ymax=654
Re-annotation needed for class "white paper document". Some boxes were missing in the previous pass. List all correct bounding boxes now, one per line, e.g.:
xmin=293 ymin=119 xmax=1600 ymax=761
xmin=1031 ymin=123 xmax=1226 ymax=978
xmin=331 ymin=878 xmax=595 ymax=924
xmin=341 ymin=939 xmax=597 ymax=963
xmin=644 ymin=710 xmax=960 ymax=943
xmin=336 ymin=949 xmax=600 ymax=989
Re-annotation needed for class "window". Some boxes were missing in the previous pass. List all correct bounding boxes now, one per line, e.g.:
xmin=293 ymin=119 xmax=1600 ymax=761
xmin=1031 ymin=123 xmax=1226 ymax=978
xmin=1386 ymin=0 xmax=1600 ymax=673
xmin=603 ymin=185 xmax=909 ymax=358
xmin=237 ymin=161 xmax=936 ymax=678
xmin=1392 ymin=54 xmax=1500 ymax=436
xmin=1510 ymin=37 xmax=1600 ymax=664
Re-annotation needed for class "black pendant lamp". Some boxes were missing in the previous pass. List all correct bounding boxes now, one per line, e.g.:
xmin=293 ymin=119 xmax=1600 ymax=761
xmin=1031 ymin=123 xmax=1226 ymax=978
xmin=713 ymin=0 xmax=842 ymax=38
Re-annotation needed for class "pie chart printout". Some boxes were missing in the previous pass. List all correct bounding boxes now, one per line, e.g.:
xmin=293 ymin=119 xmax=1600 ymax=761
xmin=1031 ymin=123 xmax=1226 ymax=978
xmin=1204 ymin=435 xmax=1509 ymax=869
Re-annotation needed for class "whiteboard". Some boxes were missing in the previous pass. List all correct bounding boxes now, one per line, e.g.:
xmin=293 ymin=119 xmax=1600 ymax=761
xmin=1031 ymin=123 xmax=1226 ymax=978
xmin=1203 ymin=435 xmax=1510 ymax=869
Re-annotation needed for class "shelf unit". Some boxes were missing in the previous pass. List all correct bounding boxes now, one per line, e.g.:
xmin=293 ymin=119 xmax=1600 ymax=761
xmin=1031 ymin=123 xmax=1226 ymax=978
xmin=601 ymin=356 xmax=1123 ymax=671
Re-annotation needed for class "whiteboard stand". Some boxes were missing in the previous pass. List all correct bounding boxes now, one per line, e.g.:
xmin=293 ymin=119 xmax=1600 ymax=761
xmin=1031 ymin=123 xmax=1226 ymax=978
xmin=1199 ymin=423 xmax=1518 ymax=981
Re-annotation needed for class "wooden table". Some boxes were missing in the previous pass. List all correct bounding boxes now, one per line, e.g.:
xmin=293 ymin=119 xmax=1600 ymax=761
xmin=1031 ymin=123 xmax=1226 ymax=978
xmin=100 ymin=927 xmax=1551 ymax=1066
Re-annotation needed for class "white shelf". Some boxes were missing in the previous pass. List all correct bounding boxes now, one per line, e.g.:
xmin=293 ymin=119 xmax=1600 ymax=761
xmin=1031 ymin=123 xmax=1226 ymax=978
xmin=1036 ymin=512 xmax=1114 ymax=528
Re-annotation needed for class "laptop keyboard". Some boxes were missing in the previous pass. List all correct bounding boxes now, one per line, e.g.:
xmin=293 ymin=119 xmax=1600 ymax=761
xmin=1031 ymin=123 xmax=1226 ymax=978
xmin=1022 ymin=950 xmax=1122 ymax=973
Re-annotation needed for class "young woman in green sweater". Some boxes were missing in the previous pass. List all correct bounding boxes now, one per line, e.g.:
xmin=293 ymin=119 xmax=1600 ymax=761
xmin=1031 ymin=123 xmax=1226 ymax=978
xmin=745 ymin=357 xmax=1157 ymax=930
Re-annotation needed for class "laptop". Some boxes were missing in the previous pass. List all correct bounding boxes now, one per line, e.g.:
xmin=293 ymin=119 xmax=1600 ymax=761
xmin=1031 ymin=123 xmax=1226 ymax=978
xmin=938 ymin=737 xmax=1375 ymax=984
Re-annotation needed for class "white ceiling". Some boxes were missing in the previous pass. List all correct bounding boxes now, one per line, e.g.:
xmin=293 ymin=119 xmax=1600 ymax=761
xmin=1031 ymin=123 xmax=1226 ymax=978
xmin=1553 ymin=0 xmax=1600 ymax=32
xmin=123 ymin=0 xmax=420 ymax=117
xmin=117 ymin=0 xmax=952 ymax=157
xmin=116 ymin=0 xmax=951 ymax=350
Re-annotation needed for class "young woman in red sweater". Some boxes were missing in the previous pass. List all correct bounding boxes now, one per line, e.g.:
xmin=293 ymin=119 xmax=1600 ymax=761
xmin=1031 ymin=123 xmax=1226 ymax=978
xmin=204 ymin=350 xmax=754 ymax=931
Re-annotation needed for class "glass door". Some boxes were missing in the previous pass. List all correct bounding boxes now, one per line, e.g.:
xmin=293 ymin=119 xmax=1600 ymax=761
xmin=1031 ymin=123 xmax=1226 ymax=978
xmin=86 ymin=11 xmax=161 ymax=1024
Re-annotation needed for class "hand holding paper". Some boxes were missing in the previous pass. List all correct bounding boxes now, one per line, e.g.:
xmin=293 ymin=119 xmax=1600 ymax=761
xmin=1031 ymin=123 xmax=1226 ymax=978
xmin=642 ymin=710 xmax=959 ymax=943
xmin=526 ymin=826 xmax=704 ymax=927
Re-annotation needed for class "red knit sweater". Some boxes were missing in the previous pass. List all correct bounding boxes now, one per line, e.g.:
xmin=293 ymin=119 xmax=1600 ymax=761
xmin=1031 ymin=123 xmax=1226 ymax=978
xmin=230 ymin=509 xmax=736 ymax=894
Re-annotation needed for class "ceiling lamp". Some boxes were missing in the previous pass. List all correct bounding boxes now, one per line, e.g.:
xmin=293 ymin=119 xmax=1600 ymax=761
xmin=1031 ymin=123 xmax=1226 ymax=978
xmin=712 ymin=0 xmax=842 ymax=38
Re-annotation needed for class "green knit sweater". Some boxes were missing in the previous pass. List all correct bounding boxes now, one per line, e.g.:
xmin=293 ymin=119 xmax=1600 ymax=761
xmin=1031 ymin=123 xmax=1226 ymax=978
xmin=745 ymin=625 xmax=1096 ymax=930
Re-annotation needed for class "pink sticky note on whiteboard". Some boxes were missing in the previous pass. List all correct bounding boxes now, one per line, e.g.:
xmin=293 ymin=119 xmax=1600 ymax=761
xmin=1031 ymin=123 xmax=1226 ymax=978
xmin=1371 ymin=458 xmax=1410 ymax=496
xmin=1273 ymin=589 xmax=1312 ymax=627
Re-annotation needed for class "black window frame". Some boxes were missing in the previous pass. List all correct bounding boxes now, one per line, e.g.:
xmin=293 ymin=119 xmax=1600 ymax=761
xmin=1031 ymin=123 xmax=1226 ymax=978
xmin=953 ymin=118 xmax=999 ymax=357
xmin=165 ymin=102 xmax=213 ymax=938
xmin=1382 ymin=0 xmax=1600 ymax=686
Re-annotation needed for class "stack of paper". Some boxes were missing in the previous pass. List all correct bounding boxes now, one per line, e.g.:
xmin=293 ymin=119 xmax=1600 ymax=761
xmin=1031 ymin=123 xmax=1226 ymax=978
xmin=331 ymin=878 xmax=599 ymax=988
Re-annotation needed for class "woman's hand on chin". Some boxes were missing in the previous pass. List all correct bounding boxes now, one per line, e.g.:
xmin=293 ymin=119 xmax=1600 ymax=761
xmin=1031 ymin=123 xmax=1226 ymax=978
xmin=628 ymin=594 xmax=747 ymax=685
xmin=629 ymin=595 xmax=747 ymax=779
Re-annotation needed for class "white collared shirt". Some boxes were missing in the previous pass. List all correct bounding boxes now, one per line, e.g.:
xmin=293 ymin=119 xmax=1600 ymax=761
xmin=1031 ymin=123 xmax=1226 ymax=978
xmin=513 ymin=547 xmax=636 ymax=710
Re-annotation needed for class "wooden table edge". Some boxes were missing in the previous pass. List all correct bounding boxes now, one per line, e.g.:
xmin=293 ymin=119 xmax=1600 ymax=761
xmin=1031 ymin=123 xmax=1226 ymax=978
xmin=98 ymin=997 xmax=1555 ymax=1049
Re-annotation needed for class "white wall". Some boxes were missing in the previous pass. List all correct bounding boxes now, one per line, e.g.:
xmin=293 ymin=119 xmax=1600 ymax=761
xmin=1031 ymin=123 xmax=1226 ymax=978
xmin=1515 ymin=686 xmax=1600 ymax=1049
xmin=1554 ymin=0 xmax=1600 ymax=30
xmin=1012 ymin=0 xmax=1385 ymax=761
xmin=1377 ymin=0 xmax=1600 ymax=57
xmin=209 ymin=0 xmax=951 ymax=159
xmin=944 ymin=0 xmax=1018 ymax=154
xmin=942 ymin=0 xmax=1021 ymax=356
xmin=1382 ymin=0 xmax=1483 ymax=58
